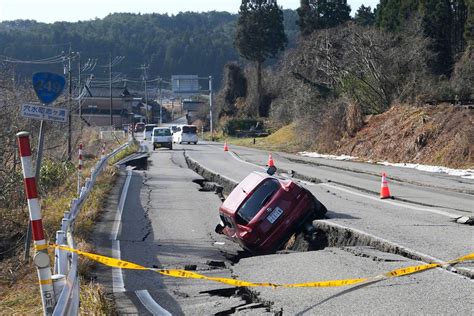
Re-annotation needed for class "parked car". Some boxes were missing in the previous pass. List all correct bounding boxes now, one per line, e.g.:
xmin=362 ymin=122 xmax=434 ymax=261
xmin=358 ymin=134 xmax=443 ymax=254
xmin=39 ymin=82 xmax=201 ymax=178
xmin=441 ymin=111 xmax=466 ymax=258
xmin=143 ymin=124 xmax=158 ymax=140
xmin=134 ymin=122 xmax=145 ymax=133
xmin=152 ymin=127 xmax=173 ymax=150
xmin=173 ymin=125 xmax=198 ymax=144
xmin=215 ymin=170 xmax=327 ymax=254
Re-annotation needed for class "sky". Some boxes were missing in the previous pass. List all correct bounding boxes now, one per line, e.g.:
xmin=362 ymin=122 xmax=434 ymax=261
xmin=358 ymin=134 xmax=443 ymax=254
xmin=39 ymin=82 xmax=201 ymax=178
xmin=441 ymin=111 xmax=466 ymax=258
xmin=0 ymin=0 xmax=380 ymax=23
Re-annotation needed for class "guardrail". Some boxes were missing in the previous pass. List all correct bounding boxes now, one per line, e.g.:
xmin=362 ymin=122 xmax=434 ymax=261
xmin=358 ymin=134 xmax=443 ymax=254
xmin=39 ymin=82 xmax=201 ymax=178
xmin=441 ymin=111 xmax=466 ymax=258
xmin=52 ymin=141 xmax=132 ymax=316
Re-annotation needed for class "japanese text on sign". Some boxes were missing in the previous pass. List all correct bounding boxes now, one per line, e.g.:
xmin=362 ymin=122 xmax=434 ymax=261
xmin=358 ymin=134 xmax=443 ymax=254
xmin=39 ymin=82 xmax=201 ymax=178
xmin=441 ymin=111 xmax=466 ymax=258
xmin=21 ymin=103 xmax=68 ymax=123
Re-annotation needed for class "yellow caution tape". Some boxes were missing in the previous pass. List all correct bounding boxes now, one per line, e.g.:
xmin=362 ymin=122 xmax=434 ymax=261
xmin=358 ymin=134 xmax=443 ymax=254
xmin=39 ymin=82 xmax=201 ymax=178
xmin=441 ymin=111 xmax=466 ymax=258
xmin=51 ymin=245 xmax=473 ymax=288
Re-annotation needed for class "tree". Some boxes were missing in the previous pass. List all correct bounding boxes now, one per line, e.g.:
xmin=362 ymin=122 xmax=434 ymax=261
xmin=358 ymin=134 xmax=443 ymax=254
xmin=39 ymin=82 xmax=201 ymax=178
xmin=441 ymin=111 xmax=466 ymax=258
xmin=420 ymin=0 xmax=454 ymax=76
xmin=375 ymin=0 xmax=418 ymax=32
xmin=297 ymin=0 xmax=351 ymax=36
xmin=463 ymin=0 xmax=473 ymax=47
xmin=376 ymin=0 xmax=460 ymax=76
xmin=234 ymin=0 xmax=287 ymax=116
xmin=451 ymin=0 xmax=468 ymax=55
xmin=355 ymin=5 xmax=376 ymax=26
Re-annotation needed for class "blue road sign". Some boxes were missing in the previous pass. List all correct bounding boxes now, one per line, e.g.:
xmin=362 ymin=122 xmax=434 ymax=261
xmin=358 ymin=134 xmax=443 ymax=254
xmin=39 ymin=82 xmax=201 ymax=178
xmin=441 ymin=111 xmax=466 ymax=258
xmin=32 ymin=72 xmax=66 ymax=104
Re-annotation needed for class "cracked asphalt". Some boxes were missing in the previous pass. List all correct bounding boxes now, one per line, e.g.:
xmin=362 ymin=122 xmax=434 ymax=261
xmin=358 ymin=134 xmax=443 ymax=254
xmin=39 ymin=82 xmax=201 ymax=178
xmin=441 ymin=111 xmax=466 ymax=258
xmin=93 ymin=139 xmax=473 ymax=315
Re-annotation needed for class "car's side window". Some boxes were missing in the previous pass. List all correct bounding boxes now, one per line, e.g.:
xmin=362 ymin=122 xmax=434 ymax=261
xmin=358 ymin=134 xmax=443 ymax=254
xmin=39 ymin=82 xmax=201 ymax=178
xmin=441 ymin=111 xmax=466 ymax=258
xmin=237 ymin=179 xmax=280 ymax=224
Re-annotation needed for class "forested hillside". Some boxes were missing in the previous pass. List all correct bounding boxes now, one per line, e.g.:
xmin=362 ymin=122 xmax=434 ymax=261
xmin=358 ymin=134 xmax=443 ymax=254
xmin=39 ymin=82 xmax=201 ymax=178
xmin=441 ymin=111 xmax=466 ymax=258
xmin=0 ymin=10 xmax=298 ymax=86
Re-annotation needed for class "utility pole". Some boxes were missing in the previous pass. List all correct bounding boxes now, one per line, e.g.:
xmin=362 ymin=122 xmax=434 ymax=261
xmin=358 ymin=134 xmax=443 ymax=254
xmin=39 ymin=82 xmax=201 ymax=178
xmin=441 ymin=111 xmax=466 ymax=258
xmin=159 ymin=78 xmax=163 ymax=125
xmin=77 ymin=53 xmax=82 ymax=133
xmin=140 ymin=64 xmax=149 ymax=123
xmin=209 ymin=76 xmax=213 ymax=139
xmin=67 ymin=49 xmax=73 ymax=160
xmin=109 ymin=54 xmax=113 ymax=127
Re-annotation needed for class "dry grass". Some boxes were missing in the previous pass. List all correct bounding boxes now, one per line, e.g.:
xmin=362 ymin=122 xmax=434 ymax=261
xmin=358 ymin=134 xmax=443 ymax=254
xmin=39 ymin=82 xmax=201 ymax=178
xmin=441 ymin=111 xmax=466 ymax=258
xmin=0 ymin=129 xmax=134 ymax=314
xmin=220 ymin=123 xmax=304 ymax=153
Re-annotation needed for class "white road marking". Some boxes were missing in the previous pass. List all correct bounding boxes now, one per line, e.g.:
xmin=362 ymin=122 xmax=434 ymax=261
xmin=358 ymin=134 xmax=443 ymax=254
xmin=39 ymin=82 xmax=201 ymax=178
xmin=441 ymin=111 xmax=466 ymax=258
xmin=111 ymin=169 xmax=132 ymax=293
xmin=228 ymin=150 xmax=266 ymax=170
xmin=135 ymin=290 xmax=172 ymax=316
xmin=321 ymin=182 xmax=463 ymax=218
xmin=111 ymin=169 xmax=172 ymax=314
xmin=112 ymin=240 xmax=125 ymax=292
xmin=208 ymin=145 xmax=463 ymax=218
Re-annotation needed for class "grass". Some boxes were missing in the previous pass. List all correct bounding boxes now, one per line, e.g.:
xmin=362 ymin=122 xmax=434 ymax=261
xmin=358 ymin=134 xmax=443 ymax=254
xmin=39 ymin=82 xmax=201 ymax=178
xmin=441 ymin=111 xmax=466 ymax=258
xmin=0 ymin=131 xmax=136 ymax=314
xmin=211 ymin=123 xmax=303 ymax=153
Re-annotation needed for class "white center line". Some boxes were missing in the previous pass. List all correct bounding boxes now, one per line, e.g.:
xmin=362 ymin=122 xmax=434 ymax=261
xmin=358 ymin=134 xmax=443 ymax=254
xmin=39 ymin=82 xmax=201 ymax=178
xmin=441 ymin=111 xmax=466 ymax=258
xmin=321 ymin=183 xmax=462 ymax=218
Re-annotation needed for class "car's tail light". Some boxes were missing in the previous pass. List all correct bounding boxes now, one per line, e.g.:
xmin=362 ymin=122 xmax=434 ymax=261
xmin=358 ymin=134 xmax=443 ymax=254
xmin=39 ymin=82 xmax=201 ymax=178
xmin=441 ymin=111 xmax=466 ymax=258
xmin=237 ymin=225 xmax=252 ymax=238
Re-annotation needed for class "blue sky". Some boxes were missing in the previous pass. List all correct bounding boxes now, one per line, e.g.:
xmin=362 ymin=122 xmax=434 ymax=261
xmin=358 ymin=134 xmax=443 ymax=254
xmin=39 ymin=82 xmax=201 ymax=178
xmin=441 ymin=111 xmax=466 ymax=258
xmin=0 ymin=0 xmax=380 ymax=23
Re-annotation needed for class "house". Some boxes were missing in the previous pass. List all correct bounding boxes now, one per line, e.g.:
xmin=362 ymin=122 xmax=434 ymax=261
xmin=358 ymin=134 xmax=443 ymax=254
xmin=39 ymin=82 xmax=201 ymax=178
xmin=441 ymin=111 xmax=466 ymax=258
xmin=78 ymin=86 xmax=142 ymax=128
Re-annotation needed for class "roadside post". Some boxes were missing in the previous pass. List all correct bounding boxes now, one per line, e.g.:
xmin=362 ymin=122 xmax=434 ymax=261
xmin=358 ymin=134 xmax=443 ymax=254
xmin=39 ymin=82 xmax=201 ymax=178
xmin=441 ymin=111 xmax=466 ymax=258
xmin=23 ymin=72 xmax=66 ymax=261
xmin=17 ymin=132 xmax=56 ymax=315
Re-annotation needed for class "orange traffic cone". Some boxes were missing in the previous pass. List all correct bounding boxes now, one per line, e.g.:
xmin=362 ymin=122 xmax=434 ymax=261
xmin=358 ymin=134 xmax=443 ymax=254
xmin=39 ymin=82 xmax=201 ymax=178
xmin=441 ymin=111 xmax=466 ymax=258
xmin=223 ymin=142 xmax=229 ymax=151
xmin=267 ymin=153 xmax=275 ymax=167
xmin=380 ymin=173 xmax=391 ymax=199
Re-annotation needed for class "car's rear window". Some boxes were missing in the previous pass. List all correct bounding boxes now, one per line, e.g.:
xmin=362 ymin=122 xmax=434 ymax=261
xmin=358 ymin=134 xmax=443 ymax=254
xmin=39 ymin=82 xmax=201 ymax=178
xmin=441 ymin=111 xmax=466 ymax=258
xmin=182 ymin=126 xmax=197 ymax=134
xmin=145 ymin=125 xmax=157 ymax=132
xmin=135 ymin=123 xmax=145 ymax=132
xmin=237 ymin=179 xmax=280 ymax=223
xmin=154 ymin=128 xmax=171 ymax=136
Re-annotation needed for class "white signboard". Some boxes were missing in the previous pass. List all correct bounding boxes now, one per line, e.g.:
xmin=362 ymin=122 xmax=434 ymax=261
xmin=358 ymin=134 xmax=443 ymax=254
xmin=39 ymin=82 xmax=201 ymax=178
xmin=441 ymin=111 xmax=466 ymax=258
xmin=172 ymin=75 xmax=199 ymax=95
xmin=21 ymin=103 xmax=68 ymax=123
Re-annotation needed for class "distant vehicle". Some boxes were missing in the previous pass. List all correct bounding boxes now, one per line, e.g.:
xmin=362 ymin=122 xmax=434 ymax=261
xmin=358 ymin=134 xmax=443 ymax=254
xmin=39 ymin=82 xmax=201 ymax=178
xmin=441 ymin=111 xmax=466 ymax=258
xmin=215 ymin=170 xmax=327 ymax=254
xmin=173 ymin=125 xmax=198 ymax=144
xmin=171 ymin=125 xmax=179 ymax=133
xmin=134 ymin=122 xmax=145 ymax=133
xmin=152 ymin=127 xmax=173 ymax=150
xmin=144 ymin=124 xmax=158 ymax=140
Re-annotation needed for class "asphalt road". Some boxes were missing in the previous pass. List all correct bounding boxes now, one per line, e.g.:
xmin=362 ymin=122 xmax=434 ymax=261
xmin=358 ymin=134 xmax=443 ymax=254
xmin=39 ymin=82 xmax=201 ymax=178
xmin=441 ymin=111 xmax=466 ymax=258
xmin=93 ymin=138 xmax=473 ymax=315
xmin=184 ymin=141 xmax=473 ymax=264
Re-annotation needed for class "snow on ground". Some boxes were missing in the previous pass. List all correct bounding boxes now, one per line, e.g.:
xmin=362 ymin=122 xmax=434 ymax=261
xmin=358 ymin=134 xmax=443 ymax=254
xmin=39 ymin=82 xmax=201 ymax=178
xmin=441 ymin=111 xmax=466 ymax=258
xmin=299 ymin=151 xmax=358 ymax=161
xmin=298 ymin=152 xmax=474 ymax=179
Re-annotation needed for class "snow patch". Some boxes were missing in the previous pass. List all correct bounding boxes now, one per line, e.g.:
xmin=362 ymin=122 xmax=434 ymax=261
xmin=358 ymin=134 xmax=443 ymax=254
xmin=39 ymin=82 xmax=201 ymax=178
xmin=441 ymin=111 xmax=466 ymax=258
xmin=299 ymin=151 xmax=358 ymax=161
xmin=377 ymin=161 xmax=474 ymax=179
xmin=298 ymin=152 xmax=474 ymax=179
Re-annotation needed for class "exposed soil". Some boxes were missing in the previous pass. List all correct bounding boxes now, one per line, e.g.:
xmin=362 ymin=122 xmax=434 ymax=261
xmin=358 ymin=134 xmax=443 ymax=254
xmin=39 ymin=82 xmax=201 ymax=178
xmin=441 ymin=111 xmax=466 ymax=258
xmin=335 ymin=104 xmax=474 ymax=169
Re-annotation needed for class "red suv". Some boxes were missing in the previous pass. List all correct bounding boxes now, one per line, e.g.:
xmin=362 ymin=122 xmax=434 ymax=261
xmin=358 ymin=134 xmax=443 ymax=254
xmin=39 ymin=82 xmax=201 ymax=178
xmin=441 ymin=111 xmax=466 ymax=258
xmin=215 ymin=171 xmax=327 ymax=254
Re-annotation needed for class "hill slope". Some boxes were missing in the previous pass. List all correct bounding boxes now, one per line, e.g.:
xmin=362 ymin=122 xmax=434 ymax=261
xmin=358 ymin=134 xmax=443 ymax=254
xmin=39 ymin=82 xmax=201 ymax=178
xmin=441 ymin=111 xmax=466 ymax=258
xmin=335 ymin=104 xmax=474 ymax=168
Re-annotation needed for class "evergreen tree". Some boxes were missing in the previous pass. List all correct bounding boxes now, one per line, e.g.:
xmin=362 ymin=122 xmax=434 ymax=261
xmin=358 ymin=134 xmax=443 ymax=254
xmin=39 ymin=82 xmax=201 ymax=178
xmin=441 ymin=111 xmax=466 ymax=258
xmin=451 ymin=0 xmax=468 ymax=53
xmin=297 ymin=0 xmax=351 ymax=35
xmin=420 ymin=0 xmax=454 ymax=75
xmin=375 ymin=0 xmax=418 ymax=32
xmin=355 ymin=5 xmax=376 ymax=26
xmin=465 ymin=0 xmax=474 ymax=47
xmin=234 ymin=0 xmax=287 ymax=116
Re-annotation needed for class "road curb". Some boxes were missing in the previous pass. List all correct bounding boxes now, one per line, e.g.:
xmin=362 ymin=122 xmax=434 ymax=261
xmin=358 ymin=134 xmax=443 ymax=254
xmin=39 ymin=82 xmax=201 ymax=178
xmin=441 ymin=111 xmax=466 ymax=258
xmin=183 ymin=150 xmax=473 ymax=279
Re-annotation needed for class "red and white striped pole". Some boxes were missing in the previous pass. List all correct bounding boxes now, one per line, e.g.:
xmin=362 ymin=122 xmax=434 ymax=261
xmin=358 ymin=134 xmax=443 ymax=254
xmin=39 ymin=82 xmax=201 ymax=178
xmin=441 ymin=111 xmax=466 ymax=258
xmin=77 ymin=143 xmax=83 ymax=195
xmin=17 ymin=131 xmax=56 ymax=315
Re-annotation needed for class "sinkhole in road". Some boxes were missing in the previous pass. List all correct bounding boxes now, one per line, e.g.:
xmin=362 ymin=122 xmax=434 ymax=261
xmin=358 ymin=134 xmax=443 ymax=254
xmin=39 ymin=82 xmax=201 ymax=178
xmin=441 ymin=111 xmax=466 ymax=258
xmin=186 ymin=159 xmax=473 ymax=279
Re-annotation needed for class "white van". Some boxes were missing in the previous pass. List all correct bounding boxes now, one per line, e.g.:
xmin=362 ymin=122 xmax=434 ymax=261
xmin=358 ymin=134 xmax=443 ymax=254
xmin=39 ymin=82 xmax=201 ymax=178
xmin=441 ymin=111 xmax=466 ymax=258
xmin=173 ymin=125 xmax=198 ymax=144
xmin=143 ymin=124 xmax=158 ymax=140
xmin=152 ymin=127 xmax=173 ymax=150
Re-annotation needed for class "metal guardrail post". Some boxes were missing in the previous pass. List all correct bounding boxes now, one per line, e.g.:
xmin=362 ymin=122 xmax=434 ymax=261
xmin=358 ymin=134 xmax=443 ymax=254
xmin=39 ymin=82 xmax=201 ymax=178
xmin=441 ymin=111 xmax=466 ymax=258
xmin=55 ymin=231 xmax=68 ymax=275
xmin=17 ymin=131 xmax=56 ymax=315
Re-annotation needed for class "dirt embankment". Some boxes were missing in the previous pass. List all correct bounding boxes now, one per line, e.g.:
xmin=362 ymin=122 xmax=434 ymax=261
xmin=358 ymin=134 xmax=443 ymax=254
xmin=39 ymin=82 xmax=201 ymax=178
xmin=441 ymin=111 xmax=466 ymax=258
xmin=335 ymin=104 xmax=474 ymax=168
